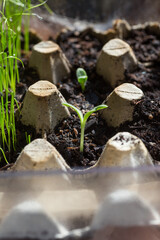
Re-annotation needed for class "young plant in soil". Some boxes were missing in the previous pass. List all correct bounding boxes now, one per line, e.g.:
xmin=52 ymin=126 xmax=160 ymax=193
xmin=76 ymin=67 xmax=88 ymax=92
xmin=25 ymin=132 xmax=31 ymax=145
xmin=0 ymin=0 xmax=23 ymax=157
xmin=0 ymin=0 xmax=49 ymax=164
xmin=62 ymin=103 xmax=108 ymax=152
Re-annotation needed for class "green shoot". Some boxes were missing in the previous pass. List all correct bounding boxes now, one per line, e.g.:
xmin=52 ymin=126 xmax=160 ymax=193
xmin=0 ymin=147 xmax=9 ymax=164
xmin=76 ymin=68 xmax=88 ymax=92
xmin=0 ymin=0 xmax=46 ymax=165
xmin=62 ymin=103 xmax=108 ymax=153
xmin=25 ymin=132 xmax=31 ymax=144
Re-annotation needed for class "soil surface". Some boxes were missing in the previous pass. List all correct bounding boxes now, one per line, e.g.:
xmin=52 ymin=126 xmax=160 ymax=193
xmin=48 ymin=30 xmax=112 ymax=168
xmin=1 ymin=25 xmax=160 ymax=169
xmin=48 ymin=28 xmax=160 ymax=167
xmin=124 ymin=29 xmax=160 ymax=163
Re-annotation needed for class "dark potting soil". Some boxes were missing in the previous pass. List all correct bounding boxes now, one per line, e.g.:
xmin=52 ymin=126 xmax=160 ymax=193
xmin=123 ymin=29 xmax=160 ymax=163
xmin=1 ymin=25 xmax=160 ymax=169
xmin=48 ymin=28 xmax=160 ymax=167
xmin=48 ymin=30 xmax=113 ymax=168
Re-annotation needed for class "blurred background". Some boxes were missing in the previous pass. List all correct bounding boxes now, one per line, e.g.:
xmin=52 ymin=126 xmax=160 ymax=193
xmin=46 ymin=0 xmax=160 ymax=24
xmin=31 ymin=0 xmax=160 ymax=40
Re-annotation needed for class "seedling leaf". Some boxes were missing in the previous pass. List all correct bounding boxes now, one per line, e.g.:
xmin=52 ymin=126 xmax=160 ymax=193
xmin=76 ymin=68 xmax=88 ymax=92
xmin=62 ymin=102 xmax=83 ymax=123
xmin=84 ymin=105 xmax=108 ymax=124
xmin=62 ymin=102 xmax=108 ymax=153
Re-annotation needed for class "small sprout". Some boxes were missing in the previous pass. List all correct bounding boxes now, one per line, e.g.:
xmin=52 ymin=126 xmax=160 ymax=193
xmin=0 ymin=147 xmax=9 ymax=164
xmin=62 ymin=102 xmax=108 ymax=153
xmin=76 ymin=68 xmax=88 ymax=92
xmin=25 ymin=132 xmax=31 ymax=144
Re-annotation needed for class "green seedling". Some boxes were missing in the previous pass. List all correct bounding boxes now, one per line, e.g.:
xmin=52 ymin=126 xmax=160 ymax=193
xmin=0 ymin=147 xmax=9 ymax=164
xmin=25 ymin=132 xmax=31 ymax=144
xmin=0 ymin=0 xmax=48 ymax=164
xmin=76 ymin=68 xmax=88 ymax=92
xmin=62 ymin=102 xmax=108 ymax=153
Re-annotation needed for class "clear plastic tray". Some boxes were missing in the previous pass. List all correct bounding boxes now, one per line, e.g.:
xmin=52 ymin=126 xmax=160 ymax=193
xmin=0 ymin=166 xmax=159 ymax=228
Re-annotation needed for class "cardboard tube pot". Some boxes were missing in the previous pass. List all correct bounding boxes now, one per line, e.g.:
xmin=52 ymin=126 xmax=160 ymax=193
xmin=29 ymin=41 xmax=71 ymax=84
xmin=13 ymin=139 xmax=70 ymax=171
xmin=113 ymin=19 xmax=131 ymax=39
xmin=20 ymin=80 xmax=70 ymax=134
xmin=97 ymin=132 xmax=153 ymax=168
xmin=96 ymin=38 xmax=137 ymax=88
xmin=102 ymin=83 xmax=144 ymax=128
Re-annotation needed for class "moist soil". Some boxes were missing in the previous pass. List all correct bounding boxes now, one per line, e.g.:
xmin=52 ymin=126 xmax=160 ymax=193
xmin=48 ymin=28 xmax=160 ymax=168
xmin=1 ymin=25 xmax=160 ymax=169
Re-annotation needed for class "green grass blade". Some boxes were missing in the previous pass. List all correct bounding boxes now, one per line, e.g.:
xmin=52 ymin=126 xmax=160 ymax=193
xmin=0 ymin=147 xmax=9 ymax=164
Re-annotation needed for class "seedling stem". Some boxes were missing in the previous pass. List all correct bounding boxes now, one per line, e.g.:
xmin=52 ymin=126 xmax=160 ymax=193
xmin=62 ymin=103 xmax=108 ymax=152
